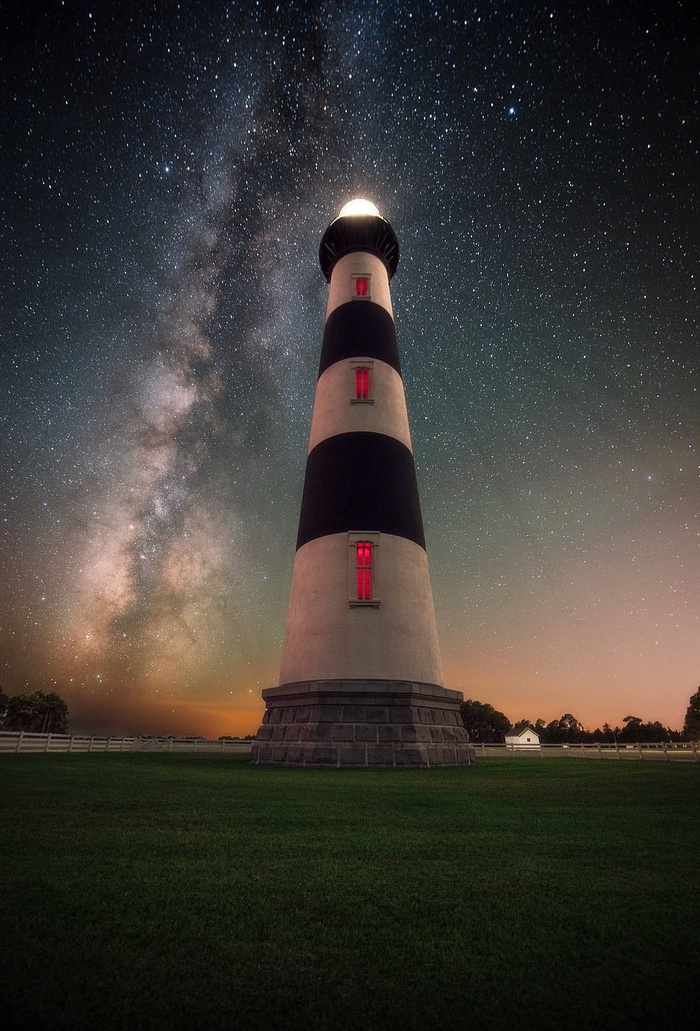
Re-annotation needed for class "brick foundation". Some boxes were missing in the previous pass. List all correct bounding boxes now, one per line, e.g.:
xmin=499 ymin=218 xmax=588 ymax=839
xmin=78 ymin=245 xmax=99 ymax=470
xmin=251 ymin=680 xmax=476 ymax=767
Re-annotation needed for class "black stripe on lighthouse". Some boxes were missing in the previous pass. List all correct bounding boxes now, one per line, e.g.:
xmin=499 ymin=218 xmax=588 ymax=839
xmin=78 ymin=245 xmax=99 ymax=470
xmin=318 ymin=302 xmax=402 ymax=378
xmin=296 ymin=432 xmax=426 ymax=551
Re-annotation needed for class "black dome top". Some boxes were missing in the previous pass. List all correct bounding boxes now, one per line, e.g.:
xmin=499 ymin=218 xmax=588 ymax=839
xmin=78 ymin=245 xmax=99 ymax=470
xmin=319 ymin=213 xmax=400 ymax=282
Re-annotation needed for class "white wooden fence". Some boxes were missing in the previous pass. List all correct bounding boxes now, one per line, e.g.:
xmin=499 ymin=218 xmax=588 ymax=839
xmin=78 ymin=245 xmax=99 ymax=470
xmin=0 ymin=731 xmax=253 ymax=755
xmin=475 ymin=740 xmax=698 ymax=762
xmin=1 ymin=732 xmax=696 ymax=761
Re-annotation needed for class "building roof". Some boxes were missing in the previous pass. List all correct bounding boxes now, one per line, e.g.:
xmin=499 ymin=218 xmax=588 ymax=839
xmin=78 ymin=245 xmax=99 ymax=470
xmin=505 ymin=724 xmax=540 ymax=740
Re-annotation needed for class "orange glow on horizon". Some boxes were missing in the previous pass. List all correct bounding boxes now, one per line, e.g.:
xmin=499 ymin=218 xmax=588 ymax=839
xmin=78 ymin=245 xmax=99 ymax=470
xmin=67 ymin=690 xmax=264 ymax=739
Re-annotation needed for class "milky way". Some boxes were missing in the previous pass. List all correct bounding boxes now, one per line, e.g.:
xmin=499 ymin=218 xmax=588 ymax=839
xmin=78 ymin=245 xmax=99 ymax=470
xmin=2 ymin=2 xmax=698 ymax=735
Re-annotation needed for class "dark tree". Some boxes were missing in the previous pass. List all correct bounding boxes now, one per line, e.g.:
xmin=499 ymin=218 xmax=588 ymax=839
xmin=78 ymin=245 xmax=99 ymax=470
xmin=584 ymin=723 xmax=616 ymax=743
xmin=543 ymin=713 xmax=584 ymax=743
xmin=460 ymin=699 xmax=511 ymax=742
xmin=683 ymin=688 xmax=700 ymax=741
xmin=3 ymin=691 xmax=69 ymax=734
xmin=639 ymin=721 xmax=673 ymax=743
xmin=618 ymin=716 xmax=643 ymax=742
xmin=617 ymin=715 xmax=679 ymax=743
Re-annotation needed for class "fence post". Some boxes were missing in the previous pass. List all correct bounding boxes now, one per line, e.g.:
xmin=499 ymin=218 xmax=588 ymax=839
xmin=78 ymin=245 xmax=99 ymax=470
xmin=662 ymin=740 xmax=668 ymax=762
xmin=45 ymin=733 xmax=52 ymax=753
xmin=15 ymin=731 xmax=24 ymax=754
xmin=88 ymin=736 xmax=94 ymax=753
xmin=637 ymin=742 xmax=643 ymax=760
xmin=597 ymin=743 xmax=602 ymax=758
xmin=615 ymin=739 xmax=620 ymax=759
xmin=693 ymin=740 xmax=698 ymax=762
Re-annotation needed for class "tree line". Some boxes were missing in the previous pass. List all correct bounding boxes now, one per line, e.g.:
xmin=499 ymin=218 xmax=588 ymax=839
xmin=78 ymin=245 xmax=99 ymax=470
xmin=460 ymin=688 xmax=700 ymax=744
xmin=0 ymin=689 xmax=69 ymax=734
xmin=3 ymin=685 xmax=698 ymax=743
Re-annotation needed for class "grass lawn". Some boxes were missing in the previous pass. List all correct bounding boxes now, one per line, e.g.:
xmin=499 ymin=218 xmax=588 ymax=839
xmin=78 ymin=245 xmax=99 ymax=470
xmin=1 ymin=754 xmax=698 ymax=1031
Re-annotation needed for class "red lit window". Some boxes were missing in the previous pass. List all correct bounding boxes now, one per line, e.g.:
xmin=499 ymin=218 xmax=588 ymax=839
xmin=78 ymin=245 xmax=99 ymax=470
xmin=355 ymin=367 xmax=370 ymax=400
xmin=356 ymin=541 xmax=373 ymax=600
xmin=353 ymin=275 xmax=370 ymax=297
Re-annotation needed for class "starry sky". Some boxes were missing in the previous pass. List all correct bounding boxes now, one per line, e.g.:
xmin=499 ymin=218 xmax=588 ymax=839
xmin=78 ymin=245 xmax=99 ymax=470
xmin=2 ymin=1 xmax=698 ymax=738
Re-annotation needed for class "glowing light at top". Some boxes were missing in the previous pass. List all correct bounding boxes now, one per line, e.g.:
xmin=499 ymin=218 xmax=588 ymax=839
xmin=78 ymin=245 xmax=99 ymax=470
xmin=338 ymin=198 xmax=380 ymax=218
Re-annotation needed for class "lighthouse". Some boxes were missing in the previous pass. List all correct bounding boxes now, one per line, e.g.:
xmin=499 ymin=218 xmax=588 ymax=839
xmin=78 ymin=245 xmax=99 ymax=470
xmin=252 ymin=199 xmax=474 ymax=766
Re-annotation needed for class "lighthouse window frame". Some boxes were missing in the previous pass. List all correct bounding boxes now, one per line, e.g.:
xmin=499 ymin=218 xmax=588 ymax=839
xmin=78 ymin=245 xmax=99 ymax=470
xmin=350 ymin=360 xmax=374 ymax=405
xmin=348 ymin=532 xmax=380 ymax=607
xmin=351 ymin=273 xmax=371 ymax=300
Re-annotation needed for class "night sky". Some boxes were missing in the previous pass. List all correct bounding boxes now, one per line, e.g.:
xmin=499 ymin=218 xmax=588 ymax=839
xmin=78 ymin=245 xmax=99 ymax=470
xmin=2 ymin=1 xmax=698 ymax=737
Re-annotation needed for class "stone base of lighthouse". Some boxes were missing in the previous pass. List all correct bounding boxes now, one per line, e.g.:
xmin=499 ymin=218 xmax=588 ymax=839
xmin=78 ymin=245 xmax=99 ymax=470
xmin=251 ymin=680 xmax=476 ymax=767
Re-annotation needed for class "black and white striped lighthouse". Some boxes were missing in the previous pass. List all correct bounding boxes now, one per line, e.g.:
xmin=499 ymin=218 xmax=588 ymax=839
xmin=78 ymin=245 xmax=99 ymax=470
xmin=252 ymin=199 xmax=474 ymax=766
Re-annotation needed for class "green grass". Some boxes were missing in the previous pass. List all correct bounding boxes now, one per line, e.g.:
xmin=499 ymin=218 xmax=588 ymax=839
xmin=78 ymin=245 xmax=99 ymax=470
xmin=1 ymin=755 xmax=698 ymax=1031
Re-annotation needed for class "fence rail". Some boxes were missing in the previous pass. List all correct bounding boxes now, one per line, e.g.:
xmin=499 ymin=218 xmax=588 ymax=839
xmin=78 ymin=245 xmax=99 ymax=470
xmin=1 ymin=732 xmax=697 ymax=761
xmin=475 ymin=740 xmax=698 ymax=762
xmin=0 ymin=732 xmax=253 ymax=755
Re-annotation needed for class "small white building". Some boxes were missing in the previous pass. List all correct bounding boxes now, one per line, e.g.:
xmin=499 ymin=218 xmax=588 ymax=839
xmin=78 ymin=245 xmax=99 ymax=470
xmin=505 ymin=725 xmax=541 ymax=750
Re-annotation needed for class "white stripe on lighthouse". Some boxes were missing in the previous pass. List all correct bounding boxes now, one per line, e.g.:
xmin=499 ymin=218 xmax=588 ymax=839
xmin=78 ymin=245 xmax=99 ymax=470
xmin=326 ymin=252 xmax=394 ymax=320
xmin=279 ymin=531 xmax=444 ymax=686
xmin=307 ymin=357 xmax=412 ymax=453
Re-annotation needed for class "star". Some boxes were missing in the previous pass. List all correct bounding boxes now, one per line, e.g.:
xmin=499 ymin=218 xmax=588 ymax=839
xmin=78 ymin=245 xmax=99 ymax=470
xmin=1 ymin=1 xmax=697 ymax=737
